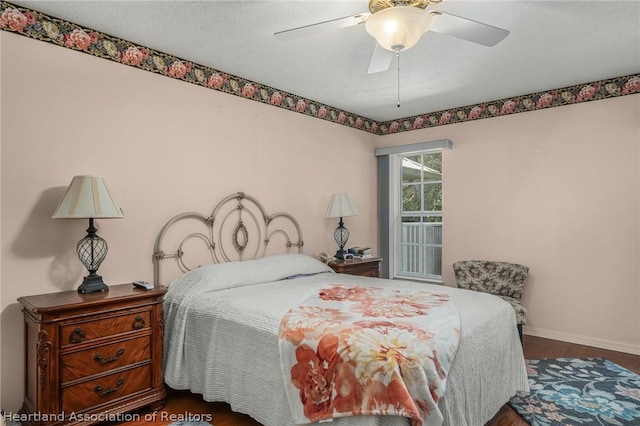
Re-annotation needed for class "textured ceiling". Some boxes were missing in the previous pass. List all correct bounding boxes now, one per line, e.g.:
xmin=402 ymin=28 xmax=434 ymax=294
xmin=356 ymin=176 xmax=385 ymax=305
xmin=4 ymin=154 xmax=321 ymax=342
xmin=9 ymin=0 xmax=640 ymax=122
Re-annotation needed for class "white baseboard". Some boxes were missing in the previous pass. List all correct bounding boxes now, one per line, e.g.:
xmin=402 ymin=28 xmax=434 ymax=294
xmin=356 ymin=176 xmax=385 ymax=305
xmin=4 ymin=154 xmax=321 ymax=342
xmin=524 ymin=326 xmax=640 ymax=355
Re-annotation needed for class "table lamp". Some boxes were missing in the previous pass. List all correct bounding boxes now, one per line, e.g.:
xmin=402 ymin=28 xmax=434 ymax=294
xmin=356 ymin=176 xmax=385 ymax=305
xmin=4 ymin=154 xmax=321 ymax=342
xmin=325 ymin=193 xmax=359 ymax=260
xmin=52 ymin=176 xmax=124 ymax=293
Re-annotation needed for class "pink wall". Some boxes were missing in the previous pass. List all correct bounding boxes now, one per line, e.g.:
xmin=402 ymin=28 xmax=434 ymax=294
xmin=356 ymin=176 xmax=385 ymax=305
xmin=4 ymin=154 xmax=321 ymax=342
xmin=0 ymin=31 xmax=377 ymax=411
xmin=376 ymin=94 xmax=640 ymax=355
xmin=2 ymin=26 xmax=639 ymax=414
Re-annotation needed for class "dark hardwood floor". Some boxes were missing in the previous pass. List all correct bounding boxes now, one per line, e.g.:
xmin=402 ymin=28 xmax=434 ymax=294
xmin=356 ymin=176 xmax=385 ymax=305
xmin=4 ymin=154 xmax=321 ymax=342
xmin=116 ymin=335 xmax=639 ymax=426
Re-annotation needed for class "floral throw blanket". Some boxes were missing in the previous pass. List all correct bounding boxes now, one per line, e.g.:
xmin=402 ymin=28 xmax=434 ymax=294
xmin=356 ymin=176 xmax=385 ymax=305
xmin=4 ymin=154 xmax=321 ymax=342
xmin=278 ymin=284 xmax=461 ymax=426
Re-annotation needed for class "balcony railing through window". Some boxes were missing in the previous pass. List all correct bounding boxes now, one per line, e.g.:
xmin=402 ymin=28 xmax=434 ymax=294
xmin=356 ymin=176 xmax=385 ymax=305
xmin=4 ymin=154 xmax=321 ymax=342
xmin=399 ymin=221 xmax=442 ymax=279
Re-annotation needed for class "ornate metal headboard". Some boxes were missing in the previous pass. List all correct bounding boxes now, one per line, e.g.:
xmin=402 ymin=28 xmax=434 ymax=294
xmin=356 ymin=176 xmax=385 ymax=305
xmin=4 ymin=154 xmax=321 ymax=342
xmin=153 ymin=192 xmax=304 ymax=285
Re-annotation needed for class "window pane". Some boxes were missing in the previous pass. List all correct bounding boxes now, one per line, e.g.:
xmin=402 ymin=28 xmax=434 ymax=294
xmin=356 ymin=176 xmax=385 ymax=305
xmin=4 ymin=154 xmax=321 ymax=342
xmin=400 ymin=244 xmax=422 ymax=274
xmin=402 ymin=155 xmax=423 ymax=183
xmin=423 ymin=246 xmax=442 ymax=275
xmin=422 ymin=221 xmax=442 ymax=245
xmin=423 ymin=182 xmax=442 ymax=212
xmin=422 ymin=153 xmax=442 ymax=172
xmin=402 ymin=184 xmax=421 ymax=212
xmin=401 ymin=216 xmax=422 ymax=223
xmin=422 ymin=153 xmax=442 ymax=181
xmin=401 ymin=217 xmax=422 ymax=245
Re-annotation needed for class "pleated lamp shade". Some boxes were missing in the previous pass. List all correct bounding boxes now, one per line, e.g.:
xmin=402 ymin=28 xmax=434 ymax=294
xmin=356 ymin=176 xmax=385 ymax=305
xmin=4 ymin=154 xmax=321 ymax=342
xmin=325 ymin=193 xmax=359 ymax=219
xmin=52 ymin=175 xmax=124 ymax=219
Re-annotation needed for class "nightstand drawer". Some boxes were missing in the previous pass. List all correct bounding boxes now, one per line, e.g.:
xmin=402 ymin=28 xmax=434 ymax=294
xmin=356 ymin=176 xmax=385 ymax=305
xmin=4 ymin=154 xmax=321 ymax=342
xmin=61 ymin=335 xmax=151 ymax=383
xmin=328 ymin=257 xmax=382 ymax=278
xmin=61 ymin=364 xmax=151 ymax=413
xmin=351 ymin=267 xmax=379 ymax=277
xmin=61 ymin=310 xmax=150 ymax=347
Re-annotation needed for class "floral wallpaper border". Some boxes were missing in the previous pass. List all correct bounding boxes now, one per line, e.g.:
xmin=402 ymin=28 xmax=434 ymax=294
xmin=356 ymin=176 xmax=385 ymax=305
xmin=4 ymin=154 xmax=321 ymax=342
xmin=1 ymin=1 xmax=639 ymax=135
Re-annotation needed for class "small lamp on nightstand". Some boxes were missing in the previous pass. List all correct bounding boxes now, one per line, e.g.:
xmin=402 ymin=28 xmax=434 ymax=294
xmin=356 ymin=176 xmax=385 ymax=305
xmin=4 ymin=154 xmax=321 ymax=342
xmin=325 ymin=193 xmax=359 ymax=260
xmin=52 ymin=176 xmax=124 ymax=294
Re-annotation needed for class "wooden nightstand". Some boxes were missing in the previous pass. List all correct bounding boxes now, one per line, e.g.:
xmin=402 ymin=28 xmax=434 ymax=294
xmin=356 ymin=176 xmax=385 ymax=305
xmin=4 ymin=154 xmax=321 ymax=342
xmin=18 ymin=284 xmax=167 ymax=425
xmin=328 ymin=257 xmax=382 ymax=278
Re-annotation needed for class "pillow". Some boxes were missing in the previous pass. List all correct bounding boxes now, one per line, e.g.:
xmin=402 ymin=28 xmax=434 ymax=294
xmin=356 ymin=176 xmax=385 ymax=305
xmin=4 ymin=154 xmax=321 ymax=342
xmin=167 ymin=253 xmax=333 ymax=295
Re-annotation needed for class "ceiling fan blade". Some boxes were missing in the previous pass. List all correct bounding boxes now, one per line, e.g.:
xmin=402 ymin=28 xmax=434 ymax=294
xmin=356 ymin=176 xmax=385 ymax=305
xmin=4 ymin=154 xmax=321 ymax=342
xmin=274 ymin=13 xmax=370 ymax=41
xmin=428 ymin=11 xmax=509 ymax=47
xmin=368 ymin=42 xmax=395 ymax=74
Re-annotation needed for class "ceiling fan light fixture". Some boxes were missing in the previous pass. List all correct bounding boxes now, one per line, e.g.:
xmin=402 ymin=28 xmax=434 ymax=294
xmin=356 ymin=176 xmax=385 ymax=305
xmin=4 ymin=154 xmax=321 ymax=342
xmin=365 ymin=6 xmax=431 ymax=52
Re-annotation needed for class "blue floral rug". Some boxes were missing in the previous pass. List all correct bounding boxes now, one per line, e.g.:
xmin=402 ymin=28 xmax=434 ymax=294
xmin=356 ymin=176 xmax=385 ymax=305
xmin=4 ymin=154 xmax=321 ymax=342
xmin=509 ymin=358 xmax=640 ymax=425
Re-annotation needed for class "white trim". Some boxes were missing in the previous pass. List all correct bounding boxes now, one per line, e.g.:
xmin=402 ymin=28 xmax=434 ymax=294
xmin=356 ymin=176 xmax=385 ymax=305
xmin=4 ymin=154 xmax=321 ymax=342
xmin=394 ymin=275 xmax=443 ymax=285
xmin=391 ymin=151 xmax=443 ymax=281
xmin=524 ymin=326 xmax=640 ymax=355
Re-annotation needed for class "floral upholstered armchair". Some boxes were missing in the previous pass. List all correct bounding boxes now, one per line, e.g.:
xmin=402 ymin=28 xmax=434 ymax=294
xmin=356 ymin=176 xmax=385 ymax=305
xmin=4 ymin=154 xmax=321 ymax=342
xmin=452 ymin=260 xmax=529 ymax=341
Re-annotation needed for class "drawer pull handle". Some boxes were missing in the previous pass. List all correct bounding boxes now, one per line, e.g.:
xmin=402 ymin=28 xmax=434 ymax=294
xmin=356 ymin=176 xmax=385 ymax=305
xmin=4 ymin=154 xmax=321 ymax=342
xmin=132 ymin=316 xmax=146 ymax=329
xmin=69 ymin=327 xmax=85 ymax=344
xmin=94 ymin=378 xmax=124 ymax=397
xmin=93 ymin=348 xmax=125 ymax=364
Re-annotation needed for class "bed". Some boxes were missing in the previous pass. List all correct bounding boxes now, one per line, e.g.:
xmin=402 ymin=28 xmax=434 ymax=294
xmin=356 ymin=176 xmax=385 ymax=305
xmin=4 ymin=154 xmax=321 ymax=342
xmin=154 ymin=192 xmax=529 ymax=426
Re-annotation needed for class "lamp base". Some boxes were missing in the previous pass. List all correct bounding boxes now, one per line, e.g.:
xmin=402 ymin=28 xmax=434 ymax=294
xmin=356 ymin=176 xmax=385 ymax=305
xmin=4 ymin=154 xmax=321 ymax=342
xmin=334 ymin=249 xmax=347 ymax=260
xmin=78 ymin=273 xmax=109 ymax=294
xmin=333 ymin=217 xmax=350 ymax=261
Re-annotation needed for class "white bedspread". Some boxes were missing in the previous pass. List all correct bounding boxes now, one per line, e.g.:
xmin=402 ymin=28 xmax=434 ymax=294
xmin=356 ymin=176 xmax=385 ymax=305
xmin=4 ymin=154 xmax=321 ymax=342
xmin=164 ymin=256 xmax=528 ymax=426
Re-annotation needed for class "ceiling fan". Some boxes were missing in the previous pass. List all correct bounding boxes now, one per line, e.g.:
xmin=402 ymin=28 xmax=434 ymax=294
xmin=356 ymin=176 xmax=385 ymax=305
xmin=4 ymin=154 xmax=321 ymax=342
xmin=275 ymin=0 xmax=510 ymax=74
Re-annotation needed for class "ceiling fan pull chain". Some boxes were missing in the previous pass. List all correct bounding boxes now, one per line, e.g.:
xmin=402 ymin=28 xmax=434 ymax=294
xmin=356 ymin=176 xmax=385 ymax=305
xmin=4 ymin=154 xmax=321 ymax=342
xmin=397 ymin=50 xmax=400 ymax=108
